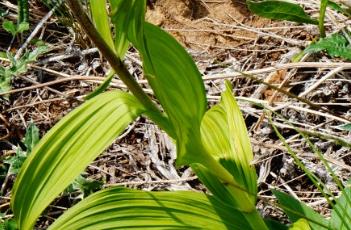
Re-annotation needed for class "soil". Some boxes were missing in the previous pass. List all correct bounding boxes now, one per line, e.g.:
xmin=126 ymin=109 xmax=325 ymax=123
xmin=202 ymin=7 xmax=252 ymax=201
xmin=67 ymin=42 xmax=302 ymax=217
xmin=146 ymin=0 xmax=268 ymax=50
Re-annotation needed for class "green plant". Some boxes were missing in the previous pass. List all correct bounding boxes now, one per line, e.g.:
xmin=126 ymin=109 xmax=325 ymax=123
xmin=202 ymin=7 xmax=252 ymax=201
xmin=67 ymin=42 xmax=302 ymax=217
xmin=0 ymin=45 xmax=47 ymax=96
xmin=4 ymin=122 xmax=39 ymax=175
xmin=2 ymin=21 xmax=29 ymax=37
xmin=246 ymin=0 xmax=349 ymax=38
xmin=8 ymin=1 xmax=346 ymax=229
xmin=2 ymin=0 xmax=29 ymax=38
xmin=304 ymin=32 xmax=351 ymax=60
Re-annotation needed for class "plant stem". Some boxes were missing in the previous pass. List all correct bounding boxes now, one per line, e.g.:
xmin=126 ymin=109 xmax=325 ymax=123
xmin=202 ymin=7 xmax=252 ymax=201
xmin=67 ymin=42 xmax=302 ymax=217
xmin=66 ymin=0 xmax=174 ymax=138
xmin=319 ymin=0 xmax=328 ymax=38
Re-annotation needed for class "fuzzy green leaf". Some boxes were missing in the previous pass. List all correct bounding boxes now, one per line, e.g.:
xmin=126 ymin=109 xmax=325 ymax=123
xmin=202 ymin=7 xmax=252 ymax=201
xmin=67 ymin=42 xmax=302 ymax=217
xmin=247 ymin=1 xmax=318 ymax=25
xmin=273 ymin=190 xmax=329 ymax=229
xmin=304 ymin=33 xmax=351 ymax=60
xmin=49 ymin=187 xmax=250 ymax=230
xmin=11 ymin=91 xmax=145 ymax=230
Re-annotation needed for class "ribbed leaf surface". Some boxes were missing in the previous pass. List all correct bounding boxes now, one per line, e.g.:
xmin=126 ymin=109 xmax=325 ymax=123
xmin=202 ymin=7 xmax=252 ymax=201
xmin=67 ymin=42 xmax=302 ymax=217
xmin=200 ymin=82 xmax=257 ymax=202
xmin=142 ymin=22 xmax=206 ymax=164
xmin=111 ymin=1 xmax=206 ymax=165
xmin=11 ymin=91 xmax=144 ymax=230
xmin=49 ymin=187 xmax=249 ymax=230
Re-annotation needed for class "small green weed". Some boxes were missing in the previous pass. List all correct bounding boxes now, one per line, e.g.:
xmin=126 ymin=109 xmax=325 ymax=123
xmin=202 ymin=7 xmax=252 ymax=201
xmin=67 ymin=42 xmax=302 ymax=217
xmin=304 ymin=32 xmax=351 ymax=60
xmin=4 ymin=122 xmax=39 ymax=175
xmin=0 ymin=45 xmax=48 ymax=96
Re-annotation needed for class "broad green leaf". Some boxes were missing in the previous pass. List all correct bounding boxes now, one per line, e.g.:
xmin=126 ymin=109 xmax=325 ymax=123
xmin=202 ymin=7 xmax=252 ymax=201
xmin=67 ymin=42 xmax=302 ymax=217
xmin=11 ymin=91 xmax=145 ymax=230
xmin=289 ymin=219 xmax=311 ymax=230
xmin=90 ymin=0 xmax=114 ymax=49
xmin=111 ymin=1 xmax=207 ymax=165
xmin=247 ymin=1 xmax=318 ymax=25
xmin=200 ymin=81 xmax=257 ymax=202
xmin=330 ymin=186 xmax=351 ymax=230
xmin=49 ymin=187 xmax=250 ymax=230
xmin=23 ymin=122 xmax=40 ymax=154
xmin=304 ymin=33 xmax=351 ymax=60
xmin=142 ymin=22 xmax=207 ymax=165
xmin=273 ymin=190 xmax=329 ymax=230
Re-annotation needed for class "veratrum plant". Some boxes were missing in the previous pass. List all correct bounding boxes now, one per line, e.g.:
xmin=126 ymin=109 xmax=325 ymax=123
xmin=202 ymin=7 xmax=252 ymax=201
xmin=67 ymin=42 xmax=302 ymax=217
xmin=10 ymin=1 xmax=328 ymax=229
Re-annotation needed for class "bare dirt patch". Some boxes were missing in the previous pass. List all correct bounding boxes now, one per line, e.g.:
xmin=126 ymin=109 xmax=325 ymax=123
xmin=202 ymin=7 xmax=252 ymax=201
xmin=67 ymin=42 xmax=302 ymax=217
xmin=146 ymin=0 xmax=270 ymax=51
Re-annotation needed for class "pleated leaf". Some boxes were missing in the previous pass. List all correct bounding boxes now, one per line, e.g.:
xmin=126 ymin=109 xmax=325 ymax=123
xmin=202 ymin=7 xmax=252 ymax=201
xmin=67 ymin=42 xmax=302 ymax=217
xmin=11 ymin=91 xmax=144 ymax=230
xmin=111 ymin=1 xmax=207 ymax=165
xmin=142 ymin=22 xmax=207 ymax=165
xmin=273 ymin=190 xmax=329 ymax=230
xmin=49 ymin=187 xmax=250 ymax=230
xmin=201 ymin=81 xmax=257 ymax=202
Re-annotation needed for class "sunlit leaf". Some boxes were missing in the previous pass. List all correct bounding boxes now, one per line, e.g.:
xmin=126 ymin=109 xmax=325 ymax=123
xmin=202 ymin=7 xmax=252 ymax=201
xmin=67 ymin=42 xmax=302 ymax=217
xmin=142 ymin=22 xmax=207 ymax=165
xmin=247 ymin=1 xmax=318 ymax=25
xmin=11 ymin=91 xmax=144 ymax=230
xmin=273 ymin=190 xmax=329 ymax=229
xmin=110 ymin=0 xmax=143 ymax=58
xmin=49 ymin=187 xmax=250 ymax=230
xmin=200 ymin=81 xmax=257 ymax=202
xmin=289 ymin=219 xmax=311 ymax=230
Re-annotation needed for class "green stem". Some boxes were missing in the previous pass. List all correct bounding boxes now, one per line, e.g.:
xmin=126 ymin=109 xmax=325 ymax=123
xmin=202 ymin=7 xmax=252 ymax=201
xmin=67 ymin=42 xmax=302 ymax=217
xmin=319 ymin=0 xmax=328 ymax=38
xmin=66 ymin=0 xmax=174 ymax=138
